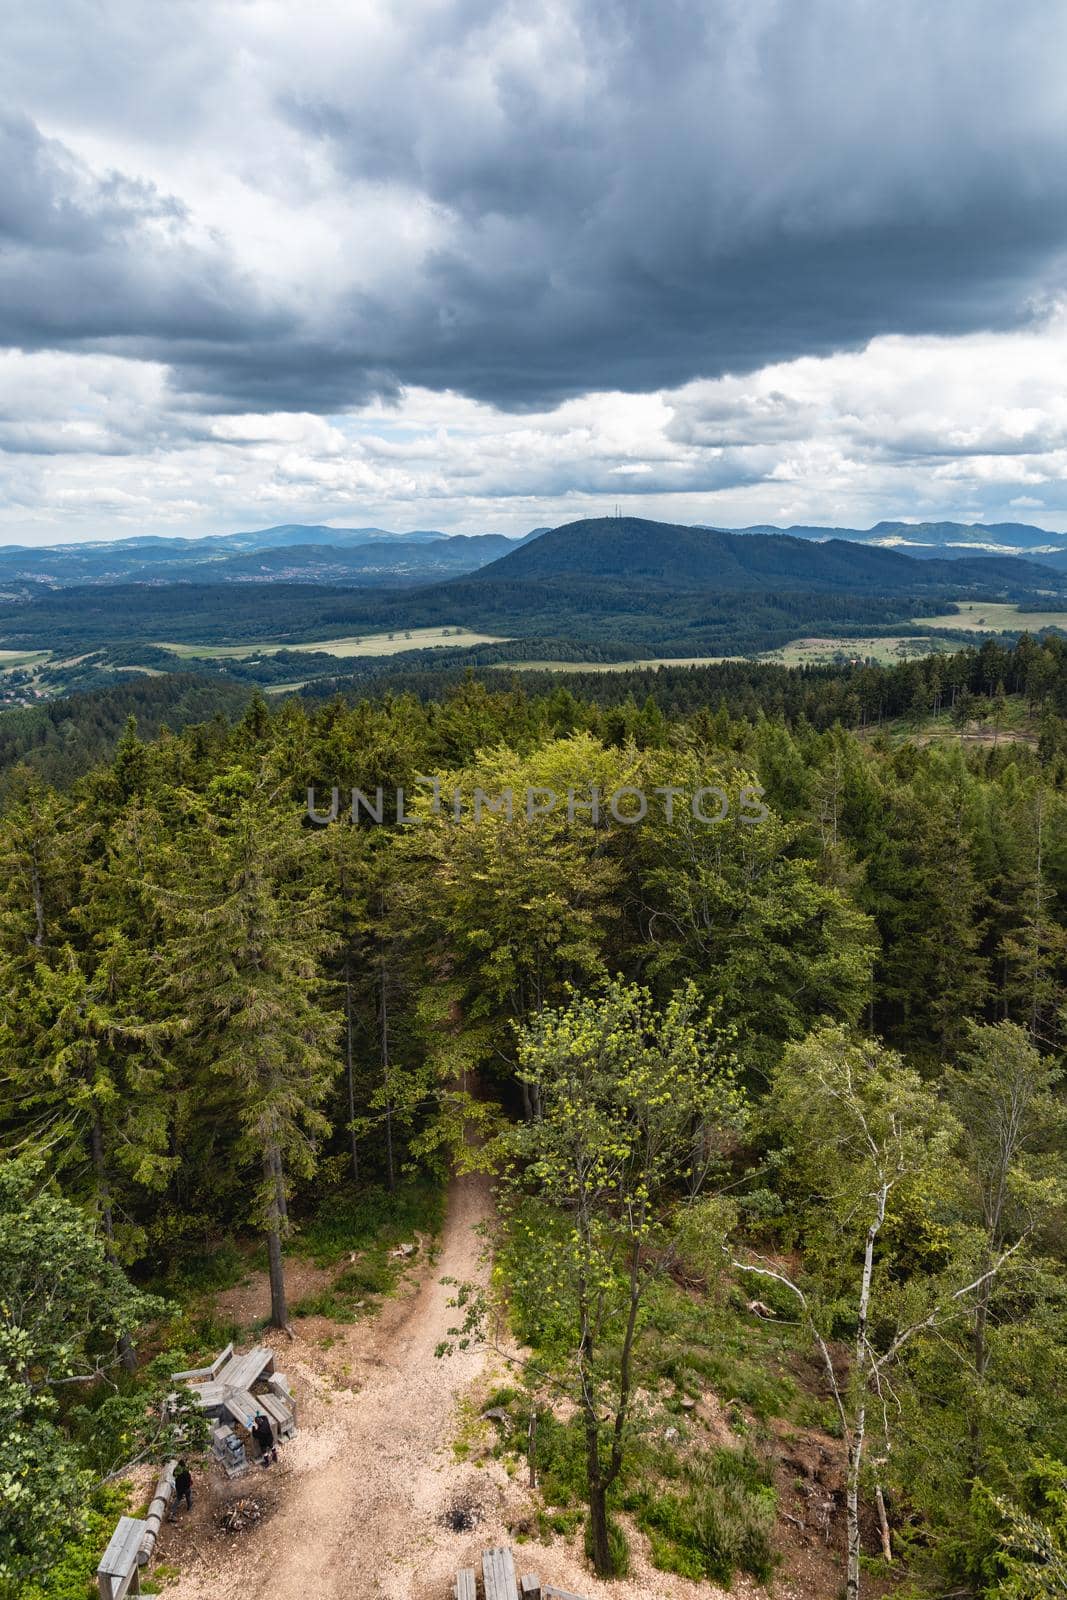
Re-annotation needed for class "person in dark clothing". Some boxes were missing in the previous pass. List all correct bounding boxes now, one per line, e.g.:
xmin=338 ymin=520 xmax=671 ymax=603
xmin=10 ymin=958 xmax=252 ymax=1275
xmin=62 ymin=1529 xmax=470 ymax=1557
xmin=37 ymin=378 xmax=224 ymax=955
xmin=252 ymin=1412 xmax=276 ymax=1465
xmin=171 ymin=1460 xmax=192 ymax=1518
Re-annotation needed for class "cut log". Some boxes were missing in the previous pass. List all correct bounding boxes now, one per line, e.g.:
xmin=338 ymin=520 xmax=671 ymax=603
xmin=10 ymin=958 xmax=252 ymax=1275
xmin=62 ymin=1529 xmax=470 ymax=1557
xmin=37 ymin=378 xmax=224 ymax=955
xmin=138 ymin=1460 xmax=176 ymax=1563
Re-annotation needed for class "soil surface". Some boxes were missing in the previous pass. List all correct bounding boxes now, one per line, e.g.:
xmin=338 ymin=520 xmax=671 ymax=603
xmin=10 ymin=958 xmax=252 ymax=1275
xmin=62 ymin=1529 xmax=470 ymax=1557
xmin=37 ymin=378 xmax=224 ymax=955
xmin=157 ymin=1173 xmax=771 ymax=1600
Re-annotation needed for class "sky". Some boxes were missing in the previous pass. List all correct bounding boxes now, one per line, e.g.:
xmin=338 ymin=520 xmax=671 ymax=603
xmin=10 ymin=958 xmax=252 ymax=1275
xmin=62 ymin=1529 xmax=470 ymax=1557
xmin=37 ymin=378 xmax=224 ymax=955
xmin=3 ymin=0 xmax=1067 ymax=545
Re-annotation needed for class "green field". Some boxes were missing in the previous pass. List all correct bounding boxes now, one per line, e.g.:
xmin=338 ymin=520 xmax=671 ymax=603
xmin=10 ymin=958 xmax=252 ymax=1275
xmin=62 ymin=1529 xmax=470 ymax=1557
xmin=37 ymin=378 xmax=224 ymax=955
xmin=758 ymin=635 xmax=944 ymax=667
xmin=912 ymin=601 xmax=1067 ymax=633
xmin=155 ymin=626 xmax=507 ymax=661
xmin=495 ymin=637 xmax=939 ymax=674
xmin=493 ymin=654 xmax=745 ymax=673
xmin=0 ymin=649 xmax=50 ymax=671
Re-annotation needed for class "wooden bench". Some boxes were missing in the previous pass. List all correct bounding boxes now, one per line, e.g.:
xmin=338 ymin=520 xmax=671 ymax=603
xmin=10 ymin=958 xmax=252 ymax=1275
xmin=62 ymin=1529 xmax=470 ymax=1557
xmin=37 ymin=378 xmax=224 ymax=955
xmin=451 ymin=1546 xmax=591 ymax=1600
xmin=223 ymin=1388 xmax=261 ymax=1430
xmin=482 ymin=1547 xmax=518 ymax=1600
xmin=216 ymin=1346 xmax=274 ymax=1393
xmin=256 ymin=1391 xmax=295 ymax=1438
xmin=96 ymin=1516 xmax=146 ymax=1600
xmin=171 ymin=1343 xmax=233 ymax=1384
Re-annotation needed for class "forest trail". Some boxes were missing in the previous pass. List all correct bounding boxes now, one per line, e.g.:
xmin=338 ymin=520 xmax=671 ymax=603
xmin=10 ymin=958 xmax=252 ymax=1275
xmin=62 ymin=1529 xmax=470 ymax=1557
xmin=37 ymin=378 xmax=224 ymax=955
xmin=164 ymin=1173 xmax=743 ymax=1600
xmin=166 ymin=1170 xmax=497 ymax=1600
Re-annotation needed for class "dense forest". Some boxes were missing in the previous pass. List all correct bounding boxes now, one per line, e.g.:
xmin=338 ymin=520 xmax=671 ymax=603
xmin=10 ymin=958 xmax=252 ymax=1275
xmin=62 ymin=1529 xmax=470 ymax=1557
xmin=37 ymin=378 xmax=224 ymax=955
xmin=2 ymin=636 xmax=1066 ymax=1600
xmin=0 ymin=571 xmax=936 ymax=654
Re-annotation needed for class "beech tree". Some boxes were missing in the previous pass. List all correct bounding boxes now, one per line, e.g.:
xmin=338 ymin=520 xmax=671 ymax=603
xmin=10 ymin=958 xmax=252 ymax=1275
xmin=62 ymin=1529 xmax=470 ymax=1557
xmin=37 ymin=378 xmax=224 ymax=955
xmin=0 ymin=1160 xmax=164 ymax=1590
xmin=445 ymin=981 xmax=742 ymax=1578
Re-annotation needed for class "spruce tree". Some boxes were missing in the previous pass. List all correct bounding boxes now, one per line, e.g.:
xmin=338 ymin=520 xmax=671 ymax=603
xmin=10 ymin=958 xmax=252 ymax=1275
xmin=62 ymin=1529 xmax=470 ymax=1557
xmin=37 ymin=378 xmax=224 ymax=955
xmin=159 ymin=774 xmax=339 ymax=1327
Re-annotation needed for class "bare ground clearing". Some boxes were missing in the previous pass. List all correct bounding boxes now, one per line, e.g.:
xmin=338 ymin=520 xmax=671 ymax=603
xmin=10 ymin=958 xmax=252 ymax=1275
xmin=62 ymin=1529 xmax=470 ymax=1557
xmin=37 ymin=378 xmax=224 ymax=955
xmin=155 ymin=1174 xmax=776 ymax=1600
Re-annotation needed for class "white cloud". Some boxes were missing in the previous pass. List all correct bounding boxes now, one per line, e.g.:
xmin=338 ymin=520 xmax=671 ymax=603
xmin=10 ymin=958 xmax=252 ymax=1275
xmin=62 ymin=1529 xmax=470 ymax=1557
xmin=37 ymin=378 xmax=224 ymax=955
xmin=4 ymin=313 xmax=1067 ymax=541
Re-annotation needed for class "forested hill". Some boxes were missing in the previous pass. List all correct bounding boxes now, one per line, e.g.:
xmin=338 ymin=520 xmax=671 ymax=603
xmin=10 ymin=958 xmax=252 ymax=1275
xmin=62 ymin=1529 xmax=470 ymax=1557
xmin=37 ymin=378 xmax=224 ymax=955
xmin=1 ymin=517 xmax=1062 ymax=663
xmin=0 ymin=671 xmax=249 ymax=789
xmin=467 ymin=515 xmax=1067 ymax=591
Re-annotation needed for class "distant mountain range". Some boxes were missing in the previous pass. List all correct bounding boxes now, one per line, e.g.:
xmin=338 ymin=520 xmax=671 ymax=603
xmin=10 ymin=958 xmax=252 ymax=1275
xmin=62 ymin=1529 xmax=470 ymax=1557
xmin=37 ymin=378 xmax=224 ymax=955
xmin=2 ymin=516 xmax=1066 ymax=594
xmin=725 ymin=519 xmax=1067 ymax=565
xmin=2 ymin=517 xmax=1066 ymax=700
xmin=0 ymin=524 xmax=535 ymax=592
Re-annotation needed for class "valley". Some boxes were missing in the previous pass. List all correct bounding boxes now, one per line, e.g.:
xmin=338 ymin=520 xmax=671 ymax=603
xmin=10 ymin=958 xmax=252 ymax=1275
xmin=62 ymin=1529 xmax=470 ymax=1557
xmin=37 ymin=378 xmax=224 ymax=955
xmin=2 ymin=517 xmax=1065 ymax=715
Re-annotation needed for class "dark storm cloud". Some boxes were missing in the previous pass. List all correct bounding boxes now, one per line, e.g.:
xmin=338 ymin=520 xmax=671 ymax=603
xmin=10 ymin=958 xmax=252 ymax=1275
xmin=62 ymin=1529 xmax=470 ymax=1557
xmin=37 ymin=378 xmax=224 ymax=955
xmin=3 ymin=0 xmax=1067 ymax=414
xmin=0 ymin=111 xmax=291 ymax=357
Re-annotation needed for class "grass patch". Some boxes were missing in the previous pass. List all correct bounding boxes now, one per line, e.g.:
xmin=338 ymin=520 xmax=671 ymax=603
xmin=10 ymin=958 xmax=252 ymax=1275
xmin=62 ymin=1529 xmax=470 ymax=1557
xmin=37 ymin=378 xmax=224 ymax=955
xmin=289 ymin=1178 xmax=444 ymax=1322
xmin=295 ymin=1178 xmax=444 ymax=1268
xmin=155 ymin=627 xmax=507 ymax=661
xmin=290 ymin=1255 xmax=403 ymax=1322
xmin=625 ymin=1447 xmax=777 ymax=1584
xmin=759 ymin=634 xmax=946 ymax=667
xmin=641 ymin=1280 xmax=801 ymax=1423
xmin=911 ymin=600 xmax=1067 ymax=634
xmin=518 ymin=1405 xmax=777 ymax=1586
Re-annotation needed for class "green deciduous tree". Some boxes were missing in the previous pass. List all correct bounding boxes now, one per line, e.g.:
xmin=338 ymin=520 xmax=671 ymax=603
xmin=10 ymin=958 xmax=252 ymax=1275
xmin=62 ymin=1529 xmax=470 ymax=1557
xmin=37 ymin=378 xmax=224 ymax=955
xmin=455 ymin=980 xmax=743 ymax=1578
xmin=0 ymin=1160 xmax=166 ymax=1592
xmin=744 ymin=1027 xmax=1019 ymax=1600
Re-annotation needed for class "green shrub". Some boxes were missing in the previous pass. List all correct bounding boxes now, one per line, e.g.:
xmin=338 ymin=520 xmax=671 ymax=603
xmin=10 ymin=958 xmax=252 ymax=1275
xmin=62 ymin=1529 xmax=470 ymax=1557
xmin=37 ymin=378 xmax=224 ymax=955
xmin=584 ymin=1513 xmax=631 ymax=1578
xmin=296 ymin=1179 xmax=443 ymax=1268
xmin=530 ymin=1411 xmax=588 ymax=1510
xmin=631 ymin=1447 xmax=778 ymax=1585
xmin=333 ymin=1257 xmax=396 ymax=1295
xmin=21 ymin=1485 xmax=128 ymax=1600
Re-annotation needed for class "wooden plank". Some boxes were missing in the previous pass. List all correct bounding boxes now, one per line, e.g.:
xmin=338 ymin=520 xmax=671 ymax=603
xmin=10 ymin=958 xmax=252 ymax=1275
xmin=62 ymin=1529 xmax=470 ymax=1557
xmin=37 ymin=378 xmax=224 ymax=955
xmin=223 ymin=1388 xmax=261 ymax=1429
xmin=544 ymin=1587 xmax=594 ymax=1600
xmin=210 ymin=1342 xmax=235 ymax=1378
xmin=171 ymin=1343 xmax=232 ymax=1382
xmin=482 ymin=1547 xmax=518 ymax=1600
xmin=98 ymin=1517 xmax=147 ymax=1577
xmin=187 ymin=1381 xmax=227 ymax=1414
xmin=256 ymin=1393 xmax=294 ymax=1433
xmin=219 ymin=1346 xmax=273 ymax=1392
xmin=454 ymin=1570 xmax=477 ymax=1600
xmin=520 ymin=1574 xmax=542 ymax=1600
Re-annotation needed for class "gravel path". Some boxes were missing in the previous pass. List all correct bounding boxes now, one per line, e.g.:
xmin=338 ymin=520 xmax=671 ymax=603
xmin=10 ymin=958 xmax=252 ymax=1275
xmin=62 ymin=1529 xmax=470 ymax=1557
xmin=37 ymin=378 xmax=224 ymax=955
xmin=165 ymin=1170 xmax=494 ymax=1600
xmin=162 ymin=1171 xmax=749 ymax=1600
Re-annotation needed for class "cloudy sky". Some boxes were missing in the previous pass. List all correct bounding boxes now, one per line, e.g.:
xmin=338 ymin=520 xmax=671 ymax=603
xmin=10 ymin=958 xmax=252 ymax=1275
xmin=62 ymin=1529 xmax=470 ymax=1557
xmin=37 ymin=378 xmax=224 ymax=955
xmin=3 ymin=0 xmax=1067 ymax=544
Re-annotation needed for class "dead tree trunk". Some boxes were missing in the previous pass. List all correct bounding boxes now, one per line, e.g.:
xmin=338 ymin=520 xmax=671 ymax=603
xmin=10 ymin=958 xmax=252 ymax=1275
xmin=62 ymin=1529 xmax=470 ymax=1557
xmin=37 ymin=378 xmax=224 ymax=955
xmin=265 ymin=1144 xmax=289 ymax=1330
xmin=92 ymin=1114 xmax=137 ymax=1373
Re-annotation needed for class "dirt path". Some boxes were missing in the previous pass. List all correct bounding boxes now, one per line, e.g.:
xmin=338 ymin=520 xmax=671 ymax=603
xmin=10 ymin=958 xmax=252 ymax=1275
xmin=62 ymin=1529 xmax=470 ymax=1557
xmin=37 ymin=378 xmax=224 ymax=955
xmin=162 ymin=1173 xmax=751 ymax=1600
xmin=165 ymin=1171 xmax=497 ymax=1600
